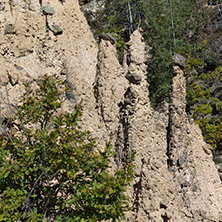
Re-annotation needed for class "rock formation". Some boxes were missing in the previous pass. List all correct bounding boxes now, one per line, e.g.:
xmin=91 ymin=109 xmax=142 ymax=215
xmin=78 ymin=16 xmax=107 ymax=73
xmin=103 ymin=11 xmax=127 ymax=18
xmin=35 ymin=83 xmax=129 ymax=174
xmin=1 ymin=0 xmax=222 ymax=221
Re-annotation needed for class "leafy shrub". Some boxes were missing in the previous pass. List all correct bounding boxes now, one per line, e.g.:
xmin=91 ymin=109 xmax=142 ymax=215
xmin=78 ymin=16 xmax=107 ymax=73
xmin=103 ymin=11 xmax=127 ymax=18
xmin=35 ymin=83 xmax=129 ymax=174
xmin=0 ymin=75 xmax=134 ymax=221
xmin=188 ymin=66 xmax=222 ymax=149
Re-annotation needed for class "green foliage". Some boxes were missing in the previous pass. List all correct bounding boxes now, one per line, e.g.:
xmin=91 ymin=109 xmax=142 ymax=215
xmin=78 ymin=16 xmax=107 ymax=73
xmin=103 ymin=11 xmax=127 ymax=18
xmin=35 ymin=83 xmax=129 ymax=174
xmin=142 ymin=0 xmax=208 ymax=105
xmin=115 ymin=34 xmax=125 ymax=64
xmin=85 ymin=0 xmax=221 ymax=110
xmin=0 ymin=75 xmax=134 ymax=221
xmin=188 ymin=66 xmax=222 ymax=149
xmin=86 ymin=0 xmax=142 ymax=64
xmin=85 ymin=0 xmax=210 ymax=104
xmin=88 ymin=0 xmax=141 ymax=38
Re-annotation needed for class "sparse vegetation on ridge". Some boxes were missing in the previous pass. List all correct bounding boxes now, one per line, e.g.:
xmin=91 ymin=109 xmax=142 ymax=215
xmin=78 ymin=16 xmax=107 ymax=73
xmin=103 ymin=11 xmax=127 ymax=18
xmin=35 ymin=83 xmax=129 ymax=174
xmin=83 ymin=0 xmax=222 ymax=149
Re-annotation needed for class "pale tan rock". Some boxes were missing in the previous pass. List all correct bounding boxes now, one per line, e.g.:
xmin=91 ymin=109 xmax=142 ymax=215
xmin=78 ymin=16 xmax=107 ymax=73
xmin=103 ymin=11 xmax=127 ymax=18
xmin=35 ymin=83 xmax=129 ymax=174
xmin=94 ymin=39 xmax=128 ymax=135
xmin=0 ymin=72 xmax=9 ymax=86
xmin=203 ymin=143 xmax=213 ymax=155
xmin=167 ymin=66 xmax=222 ymax=221
xmin=1 ymin=104 xmax=17 ymax=120
xmin=7 ymin=70 xmax=19 ymax=85
xmin=0 ymin=0 xmax=103 ymax=140
xmin=0 ymin=2 xmax=222 ymax=222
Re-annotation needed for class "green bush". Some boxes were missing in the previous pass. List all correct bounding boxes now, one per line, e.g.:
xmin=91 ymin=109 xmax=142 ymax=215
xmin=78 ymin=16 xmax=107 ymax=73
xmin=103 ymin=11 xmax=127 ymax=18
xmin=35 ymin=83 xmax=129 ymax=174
xmin=0 ymin=75 xmax=134 ymax=221
xmin=188 ymin=66 xmax=222 ymax=149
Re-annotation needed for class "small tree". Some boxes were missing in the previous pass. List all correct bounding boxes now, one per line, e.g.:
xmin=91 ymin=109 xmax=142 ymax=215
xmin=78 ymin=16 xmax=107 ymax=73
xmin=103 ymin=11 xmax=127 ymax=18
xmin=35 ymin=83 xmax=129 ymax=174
xmin=0 ymin=75 xmax=134 ymax=221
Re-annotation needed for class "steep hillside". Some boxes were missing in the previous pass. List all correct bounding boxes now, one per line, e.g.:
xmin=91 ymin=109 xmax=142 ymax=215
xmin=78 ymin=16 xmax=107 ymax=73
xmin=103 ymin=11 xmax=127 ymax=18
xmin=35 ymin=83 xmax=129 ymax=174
xmin=1 ymin=0 xmax=222 ymax=221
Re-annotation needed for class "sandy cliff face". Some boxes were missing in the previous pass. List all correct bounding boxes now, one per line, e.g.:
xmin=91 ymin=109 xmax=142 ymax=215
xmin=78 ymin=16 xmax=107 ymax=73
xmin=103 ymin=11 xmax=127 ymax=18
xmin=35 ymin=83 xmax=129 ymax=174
xmin=1 ymin=1 xmax=222 ymax=221
xmin=0 ymin=0 xmax=102 ymax=137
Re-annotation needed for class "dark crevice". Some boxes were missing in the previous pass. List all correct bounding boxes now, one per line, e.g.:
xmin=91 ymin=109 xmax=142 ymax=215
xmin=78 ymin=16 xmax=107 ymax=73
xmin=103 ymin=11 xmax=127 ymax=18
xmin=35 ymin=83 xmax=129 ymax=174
xmin=116 ymin=89 xmax=143 ymax=216
xmin=93 ymin=65 xmax=100 ymax=105
xmin=115 ymin=86 xmax=135 ymax=169
xmin=115 ymin=114 xmax=129 ymax=169
xmin=9 ymin=0 xmax=13 ymax=14
xmin=45 ymin=16 xmax=50 ymax=37
xmin=160 ymin=203 xmax=167 ymax=209
xmin=118 ymin=99 xmax=130 ymax=164
xmin=93 ymin=45 xmax=106 ymax=123
xmin=166 ymin=104 xmax=173 ymax=169
xmin=161 ymin=214 xmax=170 ymax=222
xmin=132 ymin=177 xmax=142 ymax=213
xmin=115 ymin=125 xmax=124 ymax=169
xmin=125 ymin=45 xmax=131 ymax=67
xmin=166 ymin=77 xmax=175 ymax=169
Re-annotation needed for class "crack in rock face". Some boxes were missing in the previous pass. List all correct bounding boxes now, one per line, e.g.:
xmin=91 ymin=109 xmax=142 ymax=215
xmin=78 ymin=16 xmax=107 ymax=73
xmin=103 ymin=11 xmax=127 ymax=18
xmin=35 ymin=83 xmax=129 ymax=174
xmin=0 ymin=1 xmax=222 ymax=221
